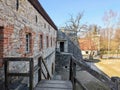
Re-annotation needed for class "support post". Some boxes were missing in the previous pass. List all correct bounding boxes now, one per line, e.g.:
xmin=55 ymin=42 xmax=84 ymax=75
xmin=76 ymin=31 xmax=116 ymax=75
xmin=69 ymin=57 xmax=73 ymax=81
xmin=4 ymin=60 xmax=8 ymax=90
xmin=29 ymin=59 xmax=33 ymax=90
xmin=73 ymin=63 xmax=76 ymax=90
xmin=38 ymin=58 xmax=42 ymax=82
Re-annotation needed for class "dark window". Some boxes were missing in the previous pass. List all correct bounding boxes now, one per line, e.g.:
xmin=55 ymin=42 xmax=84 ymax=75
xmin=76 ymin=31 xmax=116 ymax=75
xmin=36 ymin=15 xmax=38 ymax=23
xmin=16 ymin=0 xmax=19 ymax=11
xmin=86 ymin=51 xmax=88 ymax=54
xmin=48 ymin=25 xmax=50 ymax=32
xmin=26 ymin=33 xmax=31 ymax=53
xmin=46 ymin=36 xmax=49 ymax=48
xmin=51 ymin=37 xmax=52 ymax=47
xmin=40 ymin=34 xmax=43 ymax=50
xmin=60 ymin=42 xmax=64 ymax=52
xmin=44 ymin=23 xmax=46 ymax=28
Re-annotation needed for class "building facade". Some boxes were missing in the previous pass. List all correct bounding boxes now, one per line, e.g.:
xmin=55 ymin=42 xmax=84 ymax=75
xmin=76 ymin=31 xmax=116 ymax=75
xmin=79 ymin=38 xmax=98 ymax=59
xmin=0 ymin=0 xmax=57 ymax=87
xmin=55 ymin=30 xmax=83 ymax=80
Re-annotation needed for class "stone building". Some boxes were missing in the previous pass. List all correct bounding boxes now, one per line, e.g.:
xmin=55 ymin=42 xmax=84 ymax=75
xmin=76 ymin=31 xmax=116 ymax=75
xmin=0 ymin=0 xmax=57 ymax=87
xmin=78 ymin=38 xmax=98 ymax=59
xmin=55 ymin=30 xmax=82 ymax=80
xmin=56 ymin=30 xmax=82 ymax=60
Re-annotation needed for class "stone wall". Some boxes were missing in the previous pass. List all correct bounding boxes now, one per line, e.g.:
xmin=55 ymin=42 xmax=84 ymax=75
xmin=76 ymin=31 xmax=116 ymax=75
xmin=55 ymin=30 xmax=83 ymax=80
xmin=57 ymin=30 xmax=82 ymax=60
xmin=0 ymin=0 xmax=57 ymax=88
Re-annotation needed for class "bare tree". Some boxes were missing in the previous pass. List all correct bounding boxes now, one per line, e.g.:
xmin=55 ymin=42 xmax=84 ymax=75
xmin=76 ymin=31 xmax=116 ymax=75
xmin=64 ymin=12 xmax=88 ymax=45
xmin=84 ymin=25 xmax=100 ymax=59
xmin=102 ymin=10 xmax=118 ymax=58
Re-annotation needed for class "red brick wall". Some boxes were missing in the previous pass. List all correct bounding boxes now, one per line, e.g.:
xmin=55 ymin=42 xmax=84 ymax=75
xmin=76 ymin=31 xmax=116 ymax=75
xmin=0 ymin=25 xmax=14 ymax=67
xmin=3 ymin=25 xmax=14 ymax=56
xmin=19 ymin=26 xmax=35 ymax=57
xmin=0 ymin=26 xmax=36 ymax=67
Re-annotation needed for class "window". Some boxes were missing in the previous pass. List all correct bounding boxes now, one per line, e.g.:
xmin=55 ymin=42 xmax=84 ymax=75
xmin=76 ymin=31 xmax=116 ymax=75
xmin=35 ymin=15 xmax=38 ymax=23
xmin=51 ymin=37 xmax=52 ymax=47
xmin=86 ymin=51 xmax=88 ymax=54
xmin=16 ymin=0 xmax=19 ymax=11
xmin=46 ymin=36 xmax=49 ymax=48
xmin=44 ymin=23 xmax=46 ymax=28
xmin=26 ymin=33 xmax=31 ymax=53
xmin=60 ymin=42 xmax=64 ymax=52
xmin=48 ymin=25 xmax=50 ymax=32
xmin=39 ymin=34 xmax=43 ymax=50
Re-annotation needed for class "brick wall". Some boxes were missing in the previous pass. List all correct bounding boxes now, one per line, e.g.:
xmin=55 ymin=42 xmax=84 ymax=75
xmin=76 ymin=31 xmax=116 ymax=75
xmin=0 ymin=0 xmax=57 ymax=87
xmin=0 ymin=0 xmax=57 ymax=59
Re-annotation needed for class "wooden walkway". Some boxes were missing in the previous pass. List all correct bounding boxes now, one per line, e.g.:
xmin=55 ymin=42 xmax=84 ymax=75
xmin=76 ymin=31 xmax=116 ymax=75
xmin=34 ymin=80 xmax=73 ymax=90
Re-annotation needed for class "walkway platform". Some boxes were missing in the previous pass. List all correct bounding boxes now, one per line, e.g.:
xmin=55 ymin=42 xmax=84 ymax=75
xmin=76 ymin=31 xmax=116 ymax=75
xmin=34 ymin=80 xmax=73 ymax=90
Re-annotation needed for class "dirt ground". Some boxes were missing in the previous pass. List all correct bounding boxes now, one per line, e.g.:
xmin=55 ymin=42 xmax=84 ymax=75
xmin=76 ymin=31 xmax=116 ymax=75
xmin=95 ymin=59 xmax=120 ymax=77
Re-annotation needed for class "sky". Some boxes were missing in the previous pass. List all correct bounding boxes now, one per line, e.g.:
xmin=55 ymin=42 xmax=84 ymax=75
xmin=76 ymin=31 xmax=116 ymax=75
xmin=39 ymin=0 xmax=120 ymax=28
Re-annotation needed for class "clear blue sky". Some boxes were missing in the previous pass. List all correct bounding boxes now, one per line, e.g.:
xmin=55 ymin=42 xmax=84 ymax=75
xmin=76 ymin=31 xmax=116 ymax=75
xmin=39 ymin=0 xmax=120 ymax=28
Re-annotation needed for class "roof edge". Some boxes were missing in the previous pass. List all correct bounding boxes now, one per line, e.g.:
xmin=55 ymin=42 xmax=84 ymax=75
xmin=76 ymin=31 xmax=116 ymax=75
xmin=28 ymin=0 xmax=58 ymax=30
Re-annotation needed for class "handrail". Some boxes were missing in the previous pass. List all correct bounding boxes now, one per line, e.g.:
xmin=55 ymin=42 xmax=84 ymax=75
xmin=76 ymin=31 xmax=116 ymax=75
xmin=69 ymin=55 xmax=115 ymax=90
xmin=4 ymin=58 xmax=34 ymax=90
xmin=74 ymin=77 xmax=88 ymax=90
xmin=4 ymin=57 xmax=52 ymax=90
xmin=41 ymin=58 xmax=51 ymax=79
xmin=71 ymin=56 xmax=111 ymax=83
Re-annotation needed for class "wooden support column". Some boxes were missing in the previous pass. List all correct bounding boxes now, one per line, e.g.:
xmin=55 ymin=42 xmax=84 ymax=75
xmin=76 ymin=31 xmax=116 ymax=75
xmin=38 ymin=58 xmax=42 ymax=82
xmin=29 ymin=58 xmax=34 ymax=90
xmin=4 ymin=60 xmax=9 ymax=90
xmin=73 ymin=62 xmax=76 ymax=90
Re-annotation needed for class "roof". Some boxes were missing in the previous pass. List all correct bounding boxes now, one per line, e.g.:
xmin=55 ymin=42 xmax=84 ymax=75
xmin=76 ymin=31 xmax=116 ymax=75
xmin=28 ymin=0 xmax=58 ymax=30
xmin=79 ymin=38 xmax=97 ymax=50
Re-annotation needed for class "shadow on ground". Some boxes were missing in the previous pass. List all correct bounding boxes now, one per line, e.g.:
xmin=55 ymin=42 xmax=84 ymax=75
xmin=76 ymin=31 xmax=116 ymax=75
xmin=83 ymin=58 xmax=101 ymax=63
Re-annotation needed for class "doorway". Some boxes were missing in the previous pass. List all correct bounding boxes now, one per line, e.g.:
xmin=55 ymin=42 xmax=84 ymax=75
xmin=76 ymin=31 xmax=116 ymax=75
xmin=60 ymin=42 xmax=64 ymax=52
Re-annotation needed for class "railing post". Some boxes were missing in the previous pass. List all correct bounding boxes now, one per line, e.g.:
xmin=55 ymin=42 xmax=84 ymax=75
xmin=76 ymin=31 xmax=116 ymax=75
xmin=4 ymin=59 xmax=8 ymax=90
xmin=69 ymin=57 xmax=73 ymax=81
xmin=73 ymin=62 xmax=76 ymax=90
xmin=69 ymin=56 xmax=76 ymax=90
xmin=29 ymin=59 xmax=33 ymax=90
xmin=41 ymin=58 xmax=51 ymax=79
xmin=38 ymin=58 xmax=42 ymax=82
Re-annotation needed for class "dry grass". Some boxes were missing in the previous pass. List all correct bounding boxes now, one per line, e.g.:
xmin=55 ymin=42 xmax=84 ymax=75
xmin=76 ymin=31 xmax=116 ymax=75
xmin=95 ymin=59 xmax=120 ymax=77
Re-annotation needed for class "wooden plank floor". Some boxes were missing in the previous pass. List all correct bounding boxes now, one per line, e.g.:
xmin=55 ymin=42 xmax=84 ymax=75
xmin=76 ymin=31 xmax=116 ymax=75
xmin=35 ymin=80 xmax=73 ymax=90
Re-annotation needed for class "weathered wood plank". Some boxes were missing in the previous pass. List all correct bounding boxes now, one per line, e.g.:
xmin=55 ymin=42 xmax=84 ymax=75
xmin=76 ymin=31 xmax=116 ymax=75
xmin=35 ymin=80 xmax=72 ymax=90
xmin=4 ymin=58 xmax=33 ymax=61
xmin=8 ymin=73 xmax=29 ymax=76
xmin=37 ymin=83 xmax=71 ymax=88
xmin=39 ymin=80 xmax=72 ymax=84
xmin=35 ymin=87 xmax=72 ymax=90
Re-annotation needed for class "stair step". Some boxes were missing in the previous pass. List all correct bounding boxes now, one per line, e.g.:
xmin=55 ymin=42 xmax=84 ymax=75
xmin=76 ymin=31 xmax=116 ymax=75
xmin=35 ymin=80 xmax=72 ymax=90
